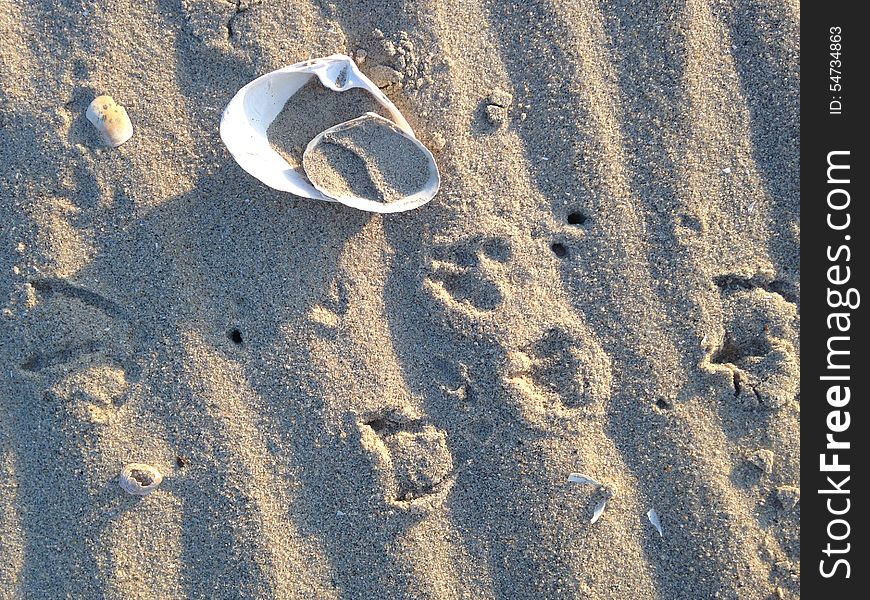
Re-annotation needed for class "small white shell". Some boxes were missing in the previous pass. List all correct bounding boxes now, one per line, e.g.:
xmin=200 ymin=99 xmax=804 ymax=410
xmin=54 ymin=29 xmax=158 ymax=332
xmin=220 ymin=54 xmax=439 ymax=212
xmin=86 ymin=95 xmax=133 ymax=147
xmin=119 ymin=463 xmax=163 ymax=496
xmin=591 ymin=497 xmax=608 ymax=524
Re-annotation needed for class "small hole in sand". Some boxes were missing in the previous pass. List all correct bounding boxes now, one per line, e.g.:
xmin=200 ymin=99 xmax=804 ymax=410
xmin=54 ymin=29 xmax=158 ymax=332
xmin=551 ymin=243 xmax=568 ymax=258
xmin=567 ymin=212 xmax=588 ymax=225
xmin=229 ymin=328 xmax=243 ymax=344
xmin=366 ymin=418 xmax=389 ymax=433
xmin=656 ymin=399 xmax=671 ymax=410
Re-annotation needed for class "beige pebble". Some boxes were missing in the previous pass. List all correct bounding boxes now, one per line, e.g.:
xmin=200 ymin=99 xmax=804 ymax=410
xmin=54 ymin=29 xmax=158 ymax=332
xmin=86 ymin=95 xmax=133 ymax=147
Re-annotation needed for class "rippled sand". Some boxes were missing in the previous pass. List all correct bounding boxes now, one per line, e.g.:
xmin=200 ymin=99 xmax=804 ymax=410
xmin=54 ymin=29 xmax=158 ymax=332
xmin=0 ymin=0 xmax=799 ymax=597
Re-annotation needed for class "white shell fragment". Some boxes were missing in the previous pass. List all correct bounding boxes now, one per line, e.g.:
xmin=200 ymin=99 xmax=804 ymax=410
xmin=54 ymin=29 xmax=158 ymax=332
xmin=119 ymin=463 xmax=163 ymax=496
xmin=86 ymin=95 xmax=133 ymax=147
xmin=220 ymin=54 xmax=440 ymax=213
xmin=567 ymin=473 xmax=601 ymax=486
xmin=568 ymin=473 xmax=611 ymax=524
xmin=591 ymin=498 xmax=608 ymax=524
xmin=647 ymin=508 xmax=663 ymax=537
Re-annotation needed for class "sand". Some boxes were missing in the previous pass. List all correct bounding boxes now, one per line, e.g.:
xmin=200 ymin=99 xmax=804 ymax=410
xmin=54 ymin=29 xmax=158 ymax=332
xmin=0 ymin=1 xmax=800 ymax=599
xmin=302 ymin=115 xmax=432 ymax=204
xmin=268 ymin=78 xmax=389 ymax=169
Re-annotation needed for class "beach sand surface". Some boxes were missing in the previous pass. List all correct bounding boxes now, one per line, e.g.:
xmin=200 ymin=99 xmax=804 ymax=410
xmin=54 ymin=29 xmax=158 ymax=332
xmin=1 ymin=0 xmax=799 ymax=598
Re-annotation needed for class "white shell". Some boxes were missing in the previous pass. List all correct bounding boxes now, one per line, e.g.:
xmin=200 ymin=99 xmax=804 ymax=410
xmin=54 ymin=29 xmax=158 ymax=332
xmin=119 ymin=463 xmax=163 ymax=496
xmin=646 ymin=508 xmax=663 ymax=536
xmin=86 ymin=95 xmax=133 ymax=147
xmin=567 ymin=473 xmax=601 ymax=486
xmin=591 ymin=497 xmax=608 ymax=524
xmin=303 ymin=113 xmax=440 ymax=213
xmin=220 ymin=54 xmax=439 ymax=212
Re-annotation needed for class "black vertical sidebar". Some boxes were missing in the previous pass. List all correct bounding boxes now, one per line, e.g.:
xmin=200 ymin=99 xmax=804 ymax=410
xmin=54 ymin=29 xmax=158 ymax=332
xmin=802 ymin=2 xmax=868 ymax=596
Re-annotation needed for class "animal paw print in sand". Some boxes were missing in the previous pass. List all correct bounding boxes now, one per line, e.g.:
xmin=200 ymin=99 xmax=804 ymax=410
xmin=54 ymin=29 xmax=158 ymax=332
xmin=360 ymin=412 xmax=454 ymax=508
xmin=20 ymin=278 xmax=138 ymax=423
xmin=709 ymin=276 xmax=799 ymax=410
xmin=506 ymin=327 xmax=611 ymax=410
xmin=21 ymin=278 xmax=138 ymax=378
xmin=181 ymin=0 xmax=256 ymax=48
xmin=425 ymin=236 xmax=511 ymax=312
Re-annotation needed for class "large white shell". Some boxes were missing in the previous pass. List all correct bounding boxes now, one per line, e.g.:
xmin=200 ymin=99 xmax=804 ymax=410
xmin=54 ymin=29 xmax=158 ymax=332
xmin=220 ymin=54 xmax=439 ymax=212
xmin=119 ymin=463 xmax=163 ymax=496
xmin=303 ymin=113 xmax=440 ymax=213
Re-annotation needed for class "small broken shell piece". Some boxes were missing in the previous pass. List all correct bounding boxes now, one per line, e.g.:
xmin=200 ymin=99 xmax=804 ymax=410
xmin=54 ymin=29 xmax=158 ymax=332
xmin=646 ymin=508 xmax=663 ymax=536
xmin=567 ymin=473 xmax=601 ymax=486
xmin=86 ymin=95 xmax=133 ymax=147
xmin=568 ymin=473 xmax=612 ymax=524
xmin=119 ymin=463 xmax=163 ymax=496
xmin=591 ymin=497 xmax=608 ymax=524
xmin=302 ymin=113 xmax=439 ymax=213
xmin=220 ymin=54 xmax=425 ymax=209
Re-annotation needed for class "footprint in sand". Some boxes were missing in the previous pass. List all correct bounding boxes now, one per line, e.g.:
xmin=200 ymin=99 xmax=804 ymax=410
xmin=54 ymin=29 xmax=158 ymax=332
xmin=181 ymin=0 xmax=248 ymax=48
xmin=425 ymin=236 xmax=511 ymax=312
xmin=20 ymin=278 xmax=139 ymax=422
xmin=708 ymin=276 xmax=799 ymax=411
xmin=359 ymin=411 xmax=454 ymax=508
xmin=20 ymin=278 xmax=138 ymax=376
xmin=505 ymin=327 xmax=612 ymax=413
